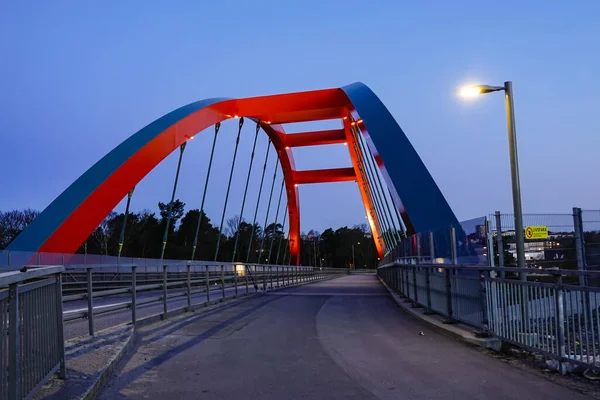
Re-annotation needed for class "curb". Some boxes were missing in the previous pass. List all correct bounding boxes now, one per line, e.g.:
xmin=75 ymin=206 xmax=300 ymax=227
xmin=77 ymin=328 xmax=136 ymax=400
xmin=378 ymin=276 xmax=502 ymax=351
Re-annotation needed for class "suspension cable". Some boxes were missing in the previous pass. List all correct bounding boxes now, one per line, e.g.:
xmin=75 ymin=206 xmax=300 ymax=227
xmin=356 ymin=127 xmax=404 ymax=242
xmin=191 ymin=122 xmax=220 ymax=261
xmin=231 ymin=121 xmax=261 ymax=262
xmin=160 ymin=142 xmax=186 ymax=260
xmin=257 ymin=158 xmax=280 ymax=264
xmin=245 ymin=139 xmax=272 ymax=263
xmin=350 ymin=125 xmax=396 ymax=251
xmin=117 ymin=186 xmax=135 ymax=258
xmin=275 ymin=205 xmax=288 ymax=264
xmin=267 ymin=180 xmax=285 ymax=263
xmin=354 ymin=133 xmax=398 ymax=248
xmin=359 ymin=163 xmax=393 ymax=251
xmin=214 ymin=117 xmax=245 ymax=261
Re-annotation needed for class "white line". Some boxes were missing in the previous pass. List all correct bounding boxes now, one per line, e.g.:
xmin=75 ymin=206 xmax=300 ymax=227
xmin=64 ymin=301 xmax=130 ymax=315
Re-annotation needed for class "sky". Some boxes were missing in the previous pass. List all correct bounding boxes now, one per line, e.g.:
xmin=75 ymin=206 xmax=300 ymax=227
xmin=1 ymin=1 xmax=599 ymax=235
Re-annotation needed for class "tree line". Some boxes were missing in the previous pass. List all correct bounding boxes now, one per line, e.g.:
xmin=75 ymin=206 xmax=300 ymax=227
xmin=0 ymin=202 xmax=380 ymax=268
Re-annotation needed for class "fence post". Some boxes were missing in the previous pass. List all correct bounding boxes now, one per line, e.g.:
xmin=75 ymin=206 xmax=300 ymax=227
xmin=443 ymin=267 xmax=455 ymax=324
xmin=186 ymin=264 xmax=192 ymax=311
xmin=55 ymin=273 xmax=66 ymax=379
xmin=450 ymin=227 xmax=458 ymax=265
xmin=86 ymin=267 xmax=94 ymax=336
xmin=269 ymin=266 xmax=273 ymax=289
xmin=486 ymin=220 xmax=496 ymax=276
xmin=7 ymin=250 xmax=10 ymax=268
xmin=495 ymin=211 xmax=505 ymax=278
xmin=245 ymin=264 xmax=249 ymax=293
xmin=162 ymin=265 xmax=168 ymax=319
xmin=412 ymin=265 xmax=420 ymax=307
xmin=220 ymin=265 xmax=225 ymax=301
xmin=477 ymin=269 xmax=491 ymax=336
xmin=131 ymin=266 xmax=137 ymax=326
xmin=234 ymin=264 xmax=238 ymax=296
xmin=554 ymin=273 xmax=567 ymax=375
xmin=8 ymin=283 xmax=19 ymax=399
xmin=205 ymin=265 xmax=210 ymax=305
xmin=573 ymin=207 xmax=587 ymax=284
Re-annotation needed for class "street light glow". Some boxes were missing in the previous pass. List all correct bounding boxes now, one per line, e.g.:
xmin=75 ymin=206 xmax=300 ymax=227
xmin=459 ymin=85 xmax=483 ymax=97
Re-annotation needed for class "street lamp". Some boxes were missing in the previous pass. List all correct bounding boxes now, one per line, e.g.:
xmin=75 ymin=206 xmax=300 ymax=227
xmin=460 ymin=81 xmax=526 ymax=274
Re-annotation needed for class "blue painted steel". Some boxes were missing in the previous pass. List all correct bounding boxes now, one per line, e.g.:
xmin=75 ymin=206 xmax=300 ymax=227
xmin=7 ymin=98 xmax=227 ymax=252
xmin=341 ymin=82 xmax=462 ymax=236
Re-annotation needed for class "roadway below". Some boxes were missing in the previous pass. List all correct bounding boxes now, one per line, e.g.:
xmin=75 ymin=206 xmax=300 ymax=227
xmin=98 ymin=275 xmax=589 ymax=399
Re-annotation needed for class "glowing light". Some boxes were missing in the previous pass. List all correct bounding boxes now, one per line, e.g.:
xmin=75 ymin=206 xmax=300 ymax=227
xmin=344 ymin=142 xmax=348 ymax=146
xmin=459 ymin=86 xmax=483 ymax=97
xmin=285 ymin=146 xmax=290 ymax=150
xmin=343 ymin=116 xmax=348 ymax=120
xmin=294 ymin=184 xmax=298 ymax=187
xmin=357 ymin=119 xmax=363 ymax=124
xmin=234 ymin=115 xmax=239 ymax=119
xmin=351 ymin=121 xmax=356 ymax=126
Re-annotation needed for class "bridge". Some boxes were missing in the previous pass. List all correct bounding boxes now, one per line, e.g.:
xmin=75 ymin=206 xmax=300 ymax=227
xmin=1 ymin=83 xmax=597 ymax=399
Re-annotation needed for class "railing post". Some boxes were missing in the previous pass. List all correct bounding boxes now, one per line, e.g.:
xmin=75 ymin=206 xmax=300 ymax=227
xmin=86 ymin=267 xmax=94 ymax=336
xmin=555 ymin=273 xmax=567 ymax=375
xmin=6 ymin=250 xmax=10 ymax=268
xmin=269 ymin=266 xmax=273 ymax=289
xmin=245 ymin=264 xmax=249 ymax=293
xmin=495 ymin=211 xmax=505 ymax=278
xmin=428 ymin=232 xmax=435 ymax=263
xmin=205 ymin=265 xmax=210 ymax=305
xmin=55 ymin=273 xmax=66 ymax=379
xmin=186 ymin=264 xmax=192 ymax=311
xmin=477 ymin=269 xmax=491 ymax=336
xmin=262 ymin=265 xmax=266 ymax=290
xmin=8 ymin=283 xmax=19 ymax=399
xmin=131 ymin=266 xmax=137 ymax=326
xmin=424 ymin=266 xmax=434 ymax=315
xmin=573 ymin=207 xmax=587 ymax=285
xmin=162 ymin=265 xmax=168 ymax=319
xmin=486 ymin=220 xmax=496 ymax=277
xmin=450 ymin=227 xmax=457 ymax=265
xmin=443 ymin=267 xmax=455 ymax=324
xmin=276 ymin=266 xmax=279 ymax=287
xmin=220 ymin=265 xmax=225 ymax=301
xmin=234 ymin=264 xmax=238 ymax=296
xmin=412 ymin=265 xmax=419 ymax=307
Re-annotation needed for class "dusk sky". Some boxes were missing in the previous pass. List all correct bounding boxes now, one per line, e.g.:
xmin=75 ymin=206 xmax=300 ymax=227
xmin=1 ymin=1 xmax=599 ymax=235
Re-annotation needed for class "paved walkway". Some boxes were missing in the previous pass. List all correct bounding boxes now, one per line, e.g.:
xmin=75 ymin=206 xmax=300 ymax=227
xmin=99 ymin=275 xmax=590 ymax=399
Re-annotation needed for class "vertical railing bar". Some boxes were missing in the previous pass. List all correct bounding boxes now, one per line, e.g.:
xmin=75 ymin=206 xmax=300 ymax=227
xmin=220 ymin=265 xmax=225 ymax=301
xmin=86 ymin=268 xmax=94 ymax=336
xmin=56 ymin=273 xmax=66 ymax=379
xmin=186 ymin=264 xmax=191 ymax=311
xmin=162 ymin=265 xmax=168 ymax=319
xmin=205 ymin=265 xmax=210 ymax=305
xmin=131 ymin=266 xmax=137 ymax=327
xmin=8 ymin=283 xmax=19 ymax=400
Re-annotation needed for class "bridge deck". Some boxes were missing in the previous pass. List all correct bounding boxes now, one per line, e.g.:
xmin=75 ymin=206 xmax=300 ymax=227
xmin=99 ymin=275 xmax=587 ymax=399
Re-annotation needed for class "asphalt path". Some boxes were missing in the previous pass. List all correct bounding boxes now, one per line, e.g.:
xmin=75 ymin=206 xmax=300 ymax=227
xmin=98 ymin=275 xmax=590 ymax=399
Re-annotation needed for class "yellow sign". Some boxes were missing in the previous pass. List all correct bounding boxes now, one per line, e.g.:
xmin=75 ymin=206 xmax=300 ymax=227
xmin=525 ymin=226 xmax=548 ymax=239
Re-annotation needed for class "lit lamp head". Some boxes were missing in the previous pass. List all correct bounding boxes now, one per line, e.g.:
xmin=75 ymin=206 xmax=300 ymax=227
xmin=459 ymin=84 xmax=505 ymax=97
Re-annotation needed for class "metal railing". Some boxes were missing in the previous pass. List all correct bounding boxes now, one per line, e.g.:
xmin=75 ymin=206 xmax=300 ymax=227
xmin=379 ymin=261 xmax=600 ymax=373
xmin=59 ymin=262 xmax=346 ymax=337
xmin=0 ymin=266 xmax=66 ymax=400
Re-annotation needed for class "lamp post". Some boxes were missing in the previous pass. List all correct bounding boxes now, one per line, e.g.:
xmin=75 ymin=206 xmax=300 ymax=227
xmin=460 ymin=81 xmax=526 ymax=276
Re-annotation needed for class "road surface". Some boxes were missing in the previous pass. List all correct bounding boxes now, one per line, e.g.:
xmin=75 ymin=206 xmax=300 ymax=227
xmin=99 ymin=275 xmax=589 ymax=399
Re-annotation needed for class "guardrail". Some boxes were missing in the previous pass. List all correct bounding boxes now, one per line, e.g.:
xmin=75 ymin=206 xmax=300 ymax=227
xmin=59 ymin=263 xmax=346 ymax=337
xmin=1 ymin=266 xmax=66 ymax=400
xmin=378 ymin=261 xmax=600 ymax=374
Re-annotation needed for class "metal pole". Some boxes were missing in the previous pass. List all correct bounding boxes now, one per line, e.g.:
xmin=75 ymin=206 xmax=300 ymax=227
xmin=55 ymin=273 xmax=66 ymax=379
xmin=221 ymin=265 xmax=225 ymax=301
xmin=162 ymin=265 xmax=168 ymax=318
xmin=131 ymin=266 xmax=137 ymax=326
xmin=86 ymin=268 xmax=94 ymax=336
xmin=161 ymin=142 xmax=186 ymax=260
xmin=352 ymin=244 xmax=355 ymax=269
xmin=117 ymin=187 xmax=135 ymax=258
xmin=205 ymin=265 xmax=210 ymax=305
xmin=186 ymin=264 xmax=191 ymax=311
xmin=495 ymin=211 xmax=505 ymax=278
xmin=8 ymin=283 xmax=19 ymax=399
xmin=450 ymin=227 xmax=458 ymax=265
xmin=234 ymin=264 xmax=238 ymax=297
xmin=555 ymin=274 xmax=567 ymax=374
xmin=428 ymin=232 xmax=435 ymax=263
xmin=504 ymin=81 xmax=526 ymax=277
